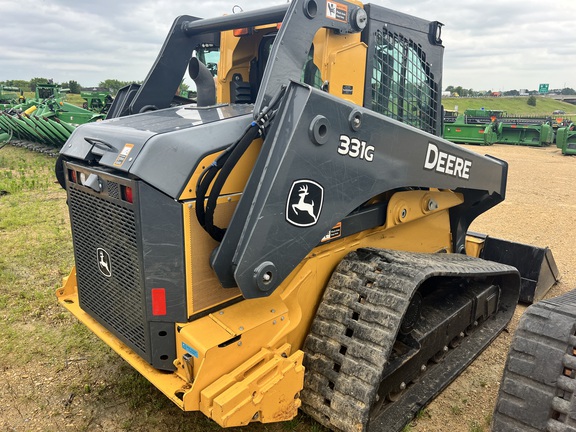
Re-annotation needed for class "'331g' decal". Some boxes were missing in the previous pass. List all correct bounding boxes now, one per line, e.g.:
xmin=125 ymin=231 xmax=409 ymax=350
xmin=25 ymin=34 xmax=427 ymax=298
xmin=337 ymin=134 xmax=375 ymax=162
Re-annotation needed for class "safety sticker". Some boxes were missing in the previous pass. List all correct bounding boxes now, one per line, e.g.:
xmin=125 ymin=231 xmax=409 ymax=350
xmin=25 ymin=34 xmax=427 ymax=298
xmin=113 ymin=143 xmax=134 ymax=167
xmin=326 ymin=1 xmax=348 ymax=23
xmin=182 ymin=342 xmax=199 ymax=358
xmin=321 ymin=222 xmax=342 ymax=242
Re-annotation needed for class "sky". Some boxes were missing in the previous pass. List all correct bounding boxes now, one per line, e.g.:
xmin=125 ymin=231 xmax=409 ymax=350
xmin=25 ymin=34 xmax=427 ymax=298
xmin=1 ymin=0 xmax=575 ymax=92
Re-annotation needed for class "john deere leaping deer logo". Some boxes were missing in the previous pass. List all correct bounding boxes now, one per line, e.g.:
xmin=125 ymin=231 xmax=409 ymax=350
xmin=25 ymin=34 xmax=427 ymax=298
xmin=97 ymin=248 xmax=112 ymax=278
xmin=286 ymin=180 xmax=324 ymax=227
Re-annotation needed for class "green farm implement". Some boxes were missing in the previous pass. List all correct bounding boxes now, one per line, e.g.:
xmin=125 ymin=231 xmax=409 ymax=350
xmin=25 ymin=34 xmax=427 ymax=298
xmin=80 ymin=87 xmax=113 ymax=114
xmin=556 ymin=123 xmax=576 ymax=155
xmin=0 ymin=85 xmax=25 ymax=111
xmin=443 ymin=109 xmax=501 ymax=145
xmin=444 ymin=109 xmax=555 ymax=147
xmin=0 ymin=84 xmax=103 ymax=150
xmin=497 ymin=117 xmax=554 ymax=147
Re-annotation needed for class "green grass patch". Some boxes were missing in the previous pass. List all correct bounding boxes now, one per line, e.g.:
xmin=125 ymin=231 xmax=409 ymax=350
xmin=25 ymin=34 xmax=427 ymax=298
xmin=469 ymin=420 xmax=484 ymax=432
xmin=66 ymin=93 xmax=85 ymax=107
xmin=451 ymin=405 xmax=463 ymax=416
xmin=0 ymin=148 xmax=55 ymax=194
xmin=442 ymin=96 xmax=576 ymax=117
xmin=0 ymin=146 xmax=73 ymax=364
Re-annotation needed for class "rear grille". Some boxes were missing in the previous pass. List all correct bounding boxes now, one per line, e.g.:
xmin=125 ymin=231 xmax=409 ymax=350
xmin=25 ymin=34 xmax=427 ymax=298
xmin=68 ymin=184 xmax=147 ymax=357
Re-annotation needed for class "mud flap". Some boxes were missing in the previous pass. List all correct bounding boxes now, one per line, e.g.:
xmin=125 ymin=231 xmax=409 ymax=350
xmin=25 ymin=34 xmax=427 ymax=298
xmin=469 ymin=233 xmax=560 ymax=304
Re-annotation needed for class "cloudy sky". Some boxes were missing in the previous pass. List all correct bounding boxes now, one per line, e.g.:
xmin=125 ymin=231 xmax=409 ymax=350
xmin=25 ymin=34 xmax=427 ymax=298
xmin=1 ymin=0 xmax=575 ymax=92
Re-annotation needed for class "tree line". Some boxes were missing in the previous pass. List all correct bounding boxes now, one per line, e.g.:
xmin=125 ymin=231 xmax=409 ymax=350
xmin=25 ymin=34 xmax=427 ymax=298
xmin=445 ymin=85 xmax=576 ymax=97
xmin=1 ymin=78 xmax=191 ymax=96
xmin=0 ymin=78 xmax=142 ymax=94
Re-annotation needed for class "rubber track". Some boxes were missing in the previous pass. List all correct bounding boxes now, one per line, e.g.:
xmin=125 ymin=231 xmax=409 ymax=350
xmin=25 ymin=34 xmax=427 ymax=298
xmin=493 ymin=289 xmax=576 ymax=432
xmin=301 ymin=248 xmax=518 ymax=432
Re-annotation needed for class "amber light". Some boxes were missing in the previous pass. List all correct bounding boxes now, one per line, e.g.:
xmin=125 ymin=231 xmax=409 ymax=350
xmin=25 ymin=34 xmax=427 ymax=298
xmin=121 ymin=185 xmax=133 ymax=203
xmin=233 ymin=27 xmax=253 ymax=36
xmin=68 ymin=169 xmax=77 ymax=183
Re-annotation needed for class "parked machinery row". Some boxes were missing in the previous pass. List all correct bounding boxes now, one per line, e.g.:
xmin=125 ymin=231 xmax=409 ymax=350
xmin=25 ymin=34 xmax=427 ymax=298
xmin=443 ymin=109 xmax=563 ymax=147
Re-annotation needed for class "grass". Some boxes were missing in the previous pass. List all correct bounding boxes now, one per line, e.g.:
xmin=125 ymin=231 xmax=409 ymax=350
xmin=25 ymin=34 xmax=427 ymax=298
xmin=66 ymin=93 xmax=85 ymax=107
xmin=451 ymin=405 xmax=463 ymax=415
xmin=0 ymin=147 xmax=75 ymax=364
xmin=0 ymin=148 xmax=55 ymax=194
xmin=469 ymin=420 xmax=484 ymax=432
xmin=467 ymin=412 xmax=493 ymax=432
xmin=442 ymin=96 xmax=576 ymax=117
xmin=401 ymin=409 xmax=431 ymax=431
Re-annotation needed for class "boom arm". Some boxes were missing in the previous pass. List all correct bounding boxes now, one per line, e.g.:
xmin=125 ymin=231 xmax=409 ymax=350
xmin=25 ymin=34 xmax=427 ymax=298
xmin=212 ymin=82 xmax=508 ymax=298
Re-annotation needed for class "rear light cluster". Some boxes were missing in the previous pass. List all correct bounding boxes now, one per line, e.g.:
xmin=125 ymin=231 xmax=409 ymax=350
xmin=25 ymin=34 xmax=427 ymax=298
xmin=67 ymin=168 xmax=133 ymax=203
xmin=68 ymin=169 xmax=77 ymax=184
xmin=121 ymin=185 xmax=134 ymax=203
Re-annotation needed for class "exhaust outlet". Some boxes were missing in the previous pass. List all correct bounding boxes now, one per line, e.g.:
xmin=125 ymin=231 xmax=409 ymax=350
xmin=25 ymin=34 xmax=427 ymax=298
xmin=188 ymin=57 xmax=216 ymax=107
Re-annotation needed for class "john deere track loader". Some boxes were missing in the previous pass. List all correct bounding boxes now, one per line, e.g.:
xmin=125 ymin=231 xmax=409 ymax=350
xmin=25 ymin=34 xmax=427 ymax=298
xmin=54 ymin=1 xmax=558 ymax=430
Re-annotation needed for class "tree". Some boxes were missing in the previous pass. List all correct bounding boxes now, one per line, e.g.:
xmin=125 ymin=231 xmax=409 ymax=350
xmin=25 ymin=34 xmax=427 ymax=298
xmin=11 ymin=80 xmax=31 ymax=92
xmin=561 ymin=87 xmax=576 ymax=95
xmin=527 ymin=95 xmax=537 ymax=106
xmin=454 ymin=86 xmax=467 ymax=97
xmin=98 ymin=79 xmax=135 ymax=95
xmin=503 ymin=89 xmax=519 ymax=96
xmin=179 ymin=80 xmax=190 ymax=93
xmin=66 ymin=80 xmax=81 ymax=94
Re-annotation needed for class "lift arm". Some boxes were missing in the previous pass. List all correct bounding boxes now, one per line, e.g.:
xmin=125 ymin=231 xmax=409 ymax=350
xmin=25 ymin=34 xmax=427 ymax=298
xmin=212 ymin=82 xmax=509 ymax=298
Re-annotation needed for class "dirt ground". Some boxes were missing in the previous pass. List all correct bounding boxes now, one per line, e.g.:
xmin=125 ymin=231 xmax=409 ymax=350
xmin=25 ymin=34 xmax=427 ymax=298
xmin=1 ymin=143 xmax=575 ymax=432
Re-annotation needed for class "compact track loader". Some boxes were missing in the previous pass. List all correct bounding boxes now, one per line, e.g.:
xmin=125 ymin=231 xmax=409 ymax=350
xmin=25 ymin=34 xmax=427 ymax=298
xmin=55 ymin=1 xmax=558 ymax=430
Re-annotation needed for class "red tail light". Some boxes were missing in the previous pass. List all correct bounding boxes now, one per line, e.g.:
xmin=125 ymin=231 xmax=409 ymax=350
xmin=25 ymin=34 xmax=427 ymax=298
xmin=151 ymin=288 xmax=167 ymax=316
xmin=121 ymin=185 xmax=133 ymax=203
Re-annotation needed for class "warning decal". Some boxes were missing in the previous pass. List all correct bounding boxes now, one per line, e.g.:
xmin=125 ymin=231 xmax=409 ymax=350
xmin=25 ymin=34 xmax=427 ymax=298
xmin=321 ymin=222 xmax=342 ymax=243
xmin=114 ymin=143 xmax=134 ymax=167
xmin=326 ymin=1 xmax=348 ymax=23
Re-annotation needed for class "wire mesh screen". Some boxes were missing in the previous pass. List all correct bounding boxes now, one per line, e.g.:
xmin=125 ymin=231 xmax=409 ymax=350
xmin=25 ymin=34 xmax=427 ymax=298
xmin=371 ymin=29 xmax=438 ymax=135
xmin=69 ymin=184 xmax=148 ymax=360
